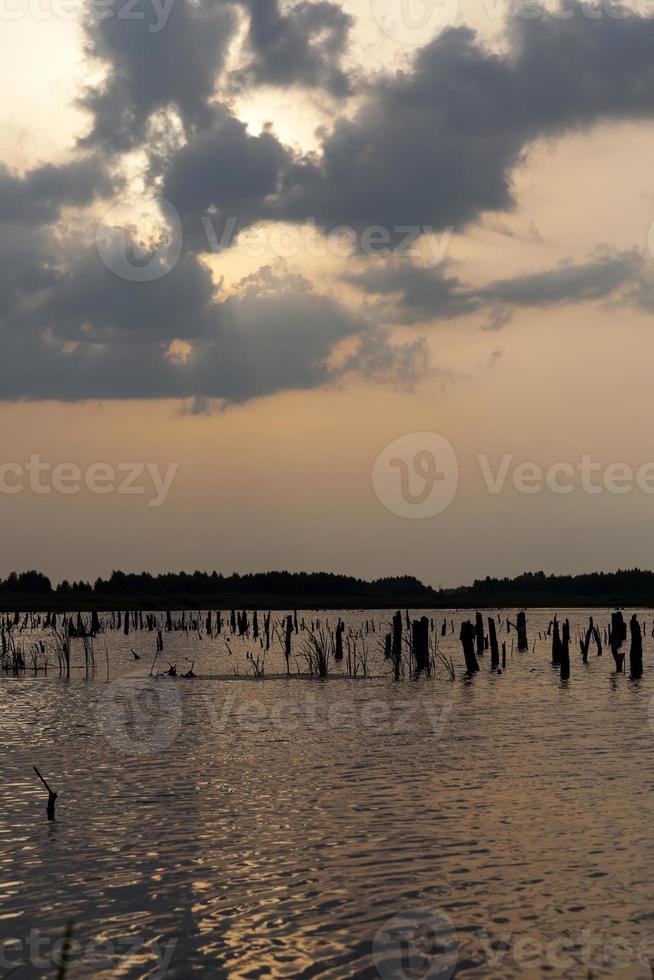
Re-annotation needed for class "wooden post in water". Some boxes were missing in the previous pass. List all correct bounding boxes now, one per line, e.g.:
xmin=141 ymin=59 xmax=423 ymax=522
xmin=488 ymin=617 xmax=499 ymax=670
xmin=334 ymin=619 xmax=345 ymax=661
xmin=629 ymin=614 xmax=643 ymax=679
xmin=551 ymin=617 xmax=562 ymax=666
xmin=412 ymin=616 xmax=430 ymax=675
xmin=284 ymin=615 xmax=293 ymax=674
xmin=610 ymin=611 xmax=626 ymax=673
xmin=475 ymin=612 xmax=484 ymax=658
xmin=391 ymin=610 xmax=403 ymax=681
xmin=580 ymin=617 xmax=593 ymax=663
xmin=560 ymin=619 xmax=570 ymax=680
xmin=460 ymin=621 xmax=480 ymax=674
xmin=516 ymin=612 xmax=528 ymax=652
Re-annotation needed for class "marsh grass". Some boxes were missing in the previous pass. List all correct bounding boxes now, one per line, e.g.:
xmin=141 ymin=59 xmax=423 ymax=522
xmin=300 ymin=627 xmax=332 ymax=677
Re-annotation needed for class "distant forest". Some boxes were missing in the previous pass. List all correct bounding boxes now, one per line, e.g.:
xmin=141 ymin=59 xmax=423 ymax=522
xmin=1 ymin=567 xmax=654 ymax=610
xmin=0 ymin=569 xmax=437 ymax=605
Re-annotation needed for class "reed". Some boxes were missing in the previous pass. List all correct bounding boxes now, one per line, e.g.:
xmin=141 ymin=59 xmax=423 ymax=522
xmin=300 ymin=626 xmax=332 ymax=677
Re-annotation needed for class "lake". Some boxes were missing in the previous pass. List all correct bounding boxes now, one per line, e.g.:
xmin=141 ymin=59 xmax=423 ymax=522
xmin=1 ymin=608 xmax=653 ymax=978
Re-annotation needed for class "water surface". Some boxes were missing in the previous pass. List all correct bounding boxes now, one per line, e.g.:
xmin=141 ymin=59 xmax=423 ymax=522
xmin=1 ymin=608 xmax=653 ymax=978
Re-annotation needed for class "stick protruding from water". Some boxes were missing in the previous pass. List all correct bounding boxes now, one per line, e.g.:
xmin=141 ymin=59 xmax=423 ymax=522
xmin=33 ymin=766 xmax=57 ymax=821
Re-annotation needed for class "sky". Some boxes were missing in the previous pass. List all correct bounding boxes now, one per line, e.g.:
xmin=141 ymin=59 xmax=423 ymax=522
xmin=2 ymin=0 xmax=654 ymax=588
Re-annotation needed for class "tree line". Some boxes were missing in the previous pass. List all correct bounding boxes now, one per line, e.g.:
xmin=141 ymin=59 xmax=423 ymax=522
xmin=0 ymin=569 xmax=437 ymax=599
xmin=3 ymin=567 xmax=654 ymax=603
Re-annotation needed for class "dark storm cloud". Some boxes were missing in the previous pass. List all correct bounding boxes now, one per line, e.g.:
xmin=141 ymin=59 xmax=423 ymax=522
xmin=235 ymin=0 xmax=353 ymax=95
xmin=0 ymin=158 xmax=116 ymax=225
xmin=346 ymin=260 xmax=478 ymax=324
xmin=6 ymin=2 xmax=654 ymax=405
xmin=0 ymin=237 xmax=426 ymax=403
xmin=78 ymin=0 xmax=237 ymax=152
xmin=40 ymin=246 xmax=217 ymax=344
xmin=0 ymin=227 xmax=59 ymax=317
xmin=79 ymin=1 xmax=654 ymax=235
xmin=267 ymin=7 xmax=654 ymax=232
xmin=79 ymin=0 xmax=353 ymax=154
xmin=162 ymin=107 xmax=292 ymax=249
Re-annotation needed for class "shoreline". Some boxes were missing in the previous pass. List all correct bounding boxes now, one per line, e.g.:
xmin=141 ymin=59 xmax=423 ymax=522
xmin=0 ymin=593 xmax=652 ymax=611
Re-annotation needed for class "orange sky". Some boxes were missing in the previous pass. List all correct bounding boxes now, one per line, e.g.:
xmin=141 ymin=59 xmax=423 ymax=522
xmin=1 ymin=4 xmax=654 ymax=585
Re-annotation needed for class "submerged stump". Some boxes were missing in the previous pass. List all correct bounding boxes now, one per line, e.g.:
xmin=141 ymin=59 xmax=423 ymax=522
xmin=516 ymin=611 xmax=528 ymax=652
xmin=460 ymin=621 xmax=480 ymax=675
xmin=629 ymin=614 xmax=643 ymax=679
xmin=610 ymin=611 xmax=627 ymax=673
xmin=488 ymin=617 xmax=499 ymax=670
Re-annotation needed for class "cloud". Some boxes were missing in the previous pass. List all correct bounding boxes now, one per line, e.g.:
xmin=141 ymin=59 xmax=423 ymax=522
xmin=342 ymin=328 xmax=430 ymax=390
xmin=346 ymin=249 xmax=647 ymax=325
xmin=269 ymin=8 xmax=654 ymax=232
xmin=78 ymin=0 xmax=353 ymax=155
xmin=154 ymin=5 xmax=654 ymax=247
xmin=480 ymin=250 xmax=644 ymax=307
xmin=345 ymin=259 xmax=477 ymax=324
xmin=162 ymin=107 xmax=293 ymax=249
xmin=7 ymin=2 xmax=654 ymax=407
xmin=0 ymin=233 xmax=428 ymax=403
xmin=79 ymin=0 xmax=237 ymax=152
xmin=0 ymin=157 xmax=116 ymax=225
xmin=235 ymin=0 xmax=353 ymax=95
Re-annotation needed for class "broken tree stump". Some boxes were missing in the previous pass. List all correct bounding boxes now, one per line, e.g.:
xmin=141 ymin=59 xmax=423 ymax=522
xmin=391 ymin=610 xmax=403 ymax=681
xmin=475 ymin=612 xmax=484 ymax=657
xmin=629 ymin=614 xmax=643 ymax=679
xmin=412 ymin=616 xmax=430 ymax=675
xmin=610 ymin=611 xmax=627 ymax=673
xmin=516 ymin=611 xmax=528 ymax=652
xmin=459 ymin=621 xmax=480 ymax=675
xmin=560 ymin=619 xmax=570 ymax=680
xmin=488 ymin=617 xmax=499 ymax=670
xmin=551 ymin=616 xmax=562 ymax=666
